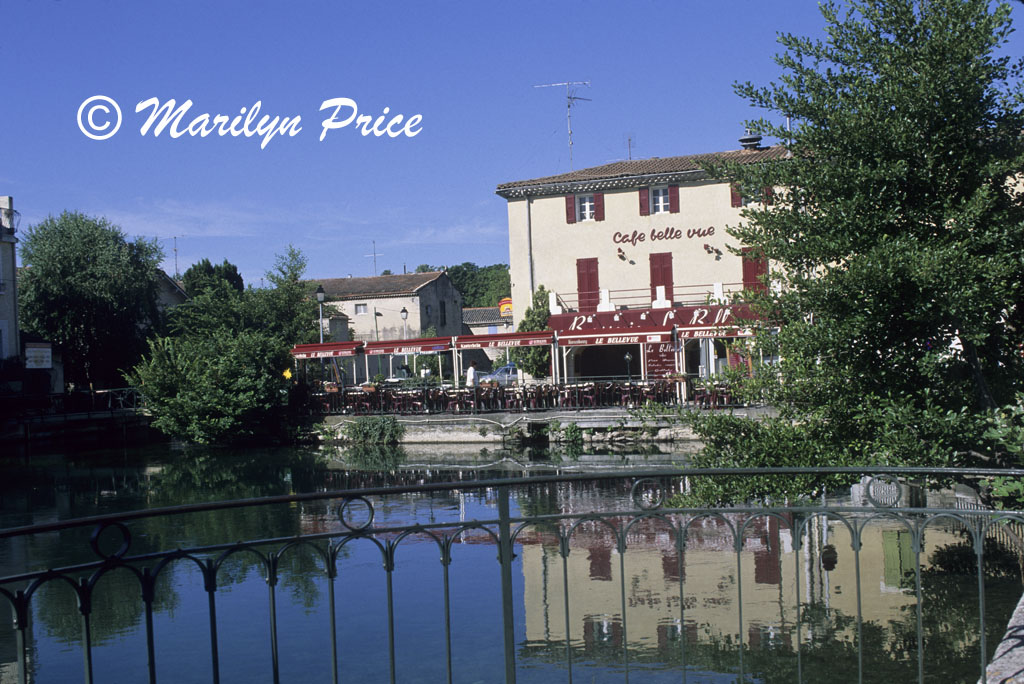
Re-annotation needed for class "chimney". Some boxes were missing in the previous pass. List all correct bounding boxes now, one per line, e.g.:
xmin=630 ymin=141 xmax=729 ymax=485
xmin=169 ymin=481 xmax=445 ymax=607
xmin=739 ymin=130 xmax=762 ymax=150
xmin=0 ymin=196 xmax=16 ymax=236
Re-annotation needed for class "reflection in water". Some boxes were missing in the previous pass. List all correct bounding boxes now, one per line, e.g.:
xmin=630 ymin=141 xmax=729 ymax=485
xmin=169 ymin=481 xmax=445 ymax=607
xmin=0 ymin=444 xmax=1021 ymax=683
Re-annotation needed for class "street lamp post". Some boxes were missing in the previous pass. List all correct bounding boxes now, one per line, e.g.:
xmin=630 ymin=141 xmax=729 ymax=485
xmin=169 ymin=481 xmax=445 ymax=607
xmin=400 ymin=307 xmax=409 ymax=373
xmin=315 ymin=285 xmax=325 ymax=343
xmin=504 ymin=318 xmax=511 ymax=365
xmin=624 ymin=352 xmax=633 ymax=386
xmin=315 ymin=285 xmax=326 ymax=383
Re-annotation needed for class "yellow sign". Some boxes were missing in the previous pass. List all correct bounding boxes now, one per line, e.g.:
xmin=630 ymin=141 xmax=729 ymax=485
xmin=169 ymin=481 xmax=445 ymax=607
xmin=498 ymin=297 xmax=513 ymax=316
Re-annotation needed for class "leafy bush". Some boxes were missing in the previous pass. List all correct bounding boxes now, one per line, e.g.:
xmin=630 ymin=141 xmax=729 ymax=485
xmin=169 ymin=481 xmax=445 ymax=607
xmin=562 ymin=422 xmax=583 ymax=445
xmin=340 ymin=416 xmax=406 ymax=444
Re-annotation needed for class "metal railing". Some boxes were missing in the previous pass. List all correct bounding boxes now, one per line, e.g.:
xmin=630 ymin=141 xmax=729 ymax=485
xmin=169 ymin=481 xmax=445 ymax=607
xmin=312 ymin=378 xmax=688 ymax=415
xmin=1 ymin=467 xmax=1022 ymax=684
xmin=3 ymin=387 xmax=143 ymax=418
xmin=555 ymin=282 xmax=750 ymax=312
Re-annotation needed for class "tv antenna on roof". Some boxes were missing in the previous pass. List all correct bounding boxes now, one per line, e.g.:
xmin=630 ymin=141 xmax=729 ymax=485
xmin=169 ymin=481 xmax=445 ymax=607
xmin=534 ymin=80 xmax=591 ymax=170
xmin=364 ymin=240 xmax=383 ymax=276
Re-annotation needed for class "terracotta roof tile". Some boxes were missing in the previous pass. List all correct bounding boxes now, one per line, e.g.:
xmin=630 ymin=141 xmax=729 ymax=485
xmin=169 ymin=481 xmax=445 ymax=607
xmin=496 ymin=146 xmax=789 ymax=197
xmin=463 ymin=307 xmax=513 ymax=326
xmin=313 ymin=272 xmax=444 ymax=300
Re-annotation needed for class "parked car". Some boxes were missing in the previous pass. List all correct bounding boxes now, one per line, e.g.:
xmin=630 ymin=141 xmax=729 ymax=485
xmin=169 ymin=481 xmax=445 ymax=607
xmin=479 ymin=363 xmax=519 ymax=386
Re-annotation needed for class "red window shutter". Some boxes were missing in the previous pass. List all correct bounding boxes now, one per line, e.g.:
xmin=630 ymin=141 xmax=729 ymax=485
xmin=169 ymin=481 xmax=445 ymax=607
xmin=763 ymin=187 xmax=774 ymax=206
xmin=669 ymin=185 xmax=679 ymax=213
xmin=565 ymin=195 xmax=576 ymax=224
xmin=742 ymin=247 xmax=768 ymax=293
xmin=594 ymin=192 xmax=605 ymax=221
xmin=730 ymin=184 xmax=743 ymax=208
xmin=638 ymin=188 xmax=650 ymax=216
xmin=576 ymin=258 xmax=600 ymax=313
xmin=649 ymin=252 xmax=674 ymax=303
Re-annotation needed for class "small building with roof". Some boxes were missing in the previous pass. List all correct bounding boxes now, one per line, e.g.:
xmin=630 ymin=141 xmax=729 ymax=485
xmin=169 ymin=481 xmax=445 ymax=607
xmin=315 ymin=271 xmax=463 ymax=345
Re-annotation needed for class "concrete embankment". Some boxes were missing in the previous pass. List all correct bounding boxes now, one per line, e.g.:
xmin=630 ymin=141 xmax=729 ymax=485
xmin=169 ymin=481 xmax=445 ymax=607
xmin=320 ymin=406 xmax=772 ymax=450
xmin=1 ymin=410 xmax=158 ymax=447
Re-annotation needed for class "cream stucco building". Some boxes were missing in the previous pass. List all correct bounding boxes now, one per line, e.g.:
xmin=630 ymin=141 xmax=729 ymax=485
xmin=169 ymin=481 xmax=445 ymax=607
xmin=496 ymin=138 xmax=785 ymax=380
xmin=316 ymin=271 xmax=463 ymax=344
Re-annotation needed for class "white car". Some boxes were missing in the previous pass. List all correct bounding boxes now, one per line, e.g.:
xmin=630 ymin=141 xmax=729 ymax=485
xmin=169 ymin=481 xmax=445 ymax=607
xmin=479 ymin=363 xmax=519 ymax=386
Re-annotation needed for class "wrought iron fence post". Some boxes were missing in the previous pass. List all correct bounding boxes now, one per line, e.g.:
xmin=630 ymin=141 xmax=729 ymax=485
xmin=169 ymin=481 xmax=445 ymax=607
xmin=498 ymin=485 xmax=517 ymax=684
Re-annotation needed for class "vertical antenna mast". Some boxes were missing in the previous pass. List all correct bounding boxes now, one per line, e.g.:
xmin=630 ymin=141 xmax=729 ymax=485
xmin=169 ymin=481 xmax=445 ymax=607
xmin=364 ymin=240 xmax=383 ymax=276
xmin=534 ymin=81 xmax=591 ymax=170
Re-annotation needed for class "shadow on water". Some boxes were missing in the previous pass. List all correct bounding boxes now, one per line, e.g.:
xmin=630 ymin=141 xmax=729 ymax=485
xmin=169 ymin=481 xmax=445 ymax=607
xmin=1 ymin=443 xmax=1021 ymax=683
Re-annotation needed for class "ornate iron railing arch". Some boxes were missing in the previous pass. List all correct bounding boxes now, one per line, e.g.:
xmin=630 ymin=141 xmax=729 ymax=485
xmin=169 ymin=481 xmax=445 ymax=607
xmin=2 ymin=467 xmax=1023 ymax=684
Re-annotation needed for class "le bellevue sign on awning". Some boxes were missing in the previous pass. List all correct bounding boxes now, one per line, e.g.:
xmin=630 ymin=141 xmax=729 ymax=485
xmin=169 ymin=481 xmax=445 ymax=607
xmin=558 ymin=330 xmax=674 ymax=347
xmin=290 ymin=342 xmax=363 ymax=359
xmin=454 ymin=331 xmax=553 ymax=350
xmin=363 ymin=337 xmax=452 ymax=355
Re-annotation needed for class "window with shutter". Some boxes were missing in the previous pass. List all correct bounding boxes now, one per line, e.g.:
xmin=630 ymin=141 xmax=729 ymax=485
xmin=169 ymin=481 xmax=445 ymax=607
xmin=651 ymin=187 xmax=670 ymax=214
xmin=577 ymin=194 xmax=595 ymax=221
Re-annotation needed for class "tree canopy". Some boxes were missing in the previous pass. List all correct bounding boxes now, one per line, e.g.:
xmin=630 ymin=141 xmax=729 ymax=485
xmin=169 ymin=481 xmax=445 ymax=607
xmin=131 ymin=246 xmax=318 ymax=444
xmin=512 ymin=285 xmax=551 ymax=378
xmin=19 ymin=211 xmax=164 ymax=388
xmin=411 ymin=262 xmax=510 ymax=308
xmin=444 ymin=262 xmax=510 ymax=308
xmin=689 ymin=0 xmax=1024 ymax=497
xmin=182 ymin=258 xmax=244 ymax=297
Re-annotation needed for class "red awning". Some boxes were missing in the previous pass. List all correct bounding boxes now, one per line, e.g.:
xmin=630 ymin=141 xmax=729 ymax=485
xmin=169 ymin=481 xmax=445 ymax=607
xmin=556 ymin=328 xmax=674 ymax=347
xmin=363 ymin=337 xmax=452 ymax=355
xmin=453 ymin=331 xmax=554 ymax=350
xmin=290 ymin=341 xmax=363 ymax=359
xmin=675 ymin=326 xmax=754 ymax=339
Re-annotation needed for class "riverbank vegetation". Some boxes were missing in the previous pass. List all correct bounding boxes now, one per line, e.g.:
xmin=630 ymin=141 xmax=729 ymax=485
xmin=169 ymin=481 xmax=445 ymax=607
xmin=130 ymin=247 xmax=317 ymax=444
xmin=681 ymin=0 xmax=1024 ymax=503
xmin=19 ymin=212 xmax=165 ymax=388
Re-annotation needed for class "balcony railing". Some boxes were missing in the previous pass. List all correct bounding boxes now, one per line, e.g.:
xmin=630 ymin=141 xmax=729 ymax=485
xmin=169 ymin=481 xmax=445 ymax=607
xmin=555 ymin=282 xmax=750 ymax=313
xmin=2 ymin=467 xmax=1022 ymax=683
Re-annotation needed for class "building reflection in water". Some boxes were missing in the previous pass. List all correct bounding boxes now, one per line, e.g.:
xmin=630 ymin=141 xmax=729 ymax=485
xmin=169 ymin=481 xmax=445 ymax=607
xmin=515 ymin=478 xmax=969 ymax=670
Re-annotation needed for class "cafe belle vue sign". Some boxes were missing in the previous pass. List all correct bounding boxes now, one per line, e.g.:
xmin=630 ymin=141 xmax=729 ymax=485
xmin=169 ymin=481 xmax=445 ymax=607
xmin=612 ymin=225 xmax=715 ymax=247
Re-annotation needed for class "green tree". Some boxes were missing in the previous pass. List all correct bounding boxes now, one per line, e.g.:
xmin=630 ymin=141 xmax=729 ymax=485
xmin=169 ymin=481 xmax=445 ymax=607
xmin=181 ymin=258 xmax=244 ymax=296
xmin=131 ymin=246 xmax=318 ymax=444
xmin=445 ymin=262 xmax=511 ymax=308
xmin=511 ymin=286 xmax=551 ymax=378
xmin=410 ymin=262 xmax=510 ymax=308
xmin=689 ymin=0 xmax=1024 ymax=496
xmin=19 ymin=211 xmax=164 ymax=387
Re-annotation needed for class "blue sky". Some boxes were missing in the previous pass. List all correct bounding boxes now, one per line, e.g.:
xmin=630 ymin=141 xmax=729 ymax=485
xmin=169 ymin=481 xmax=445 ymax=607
xmin=6 ymin=1 xmax=1022 ymax=287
